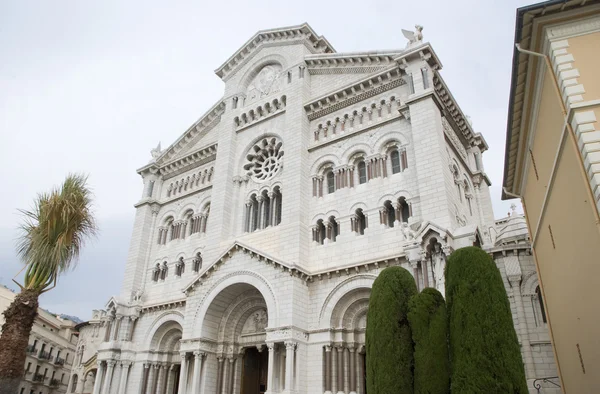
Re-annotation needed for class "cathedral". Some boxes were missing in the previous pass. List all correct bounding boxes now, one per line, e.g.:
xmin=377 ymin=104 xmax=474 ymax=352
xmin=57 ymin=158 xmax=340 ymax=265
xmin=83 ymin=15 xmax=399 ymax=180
xmin=68 ymin=24 xmax=559 ymax=394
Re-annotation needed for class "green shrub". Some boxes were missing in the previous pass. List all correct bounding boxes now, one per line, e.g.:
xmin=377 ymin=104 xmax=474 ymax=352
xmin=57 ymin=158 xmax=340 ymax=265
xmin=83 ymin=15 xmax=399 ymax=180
xmin=366 ymin=266 xmax=417 ymax=394
xmin=446 ymin=247 xmax=528 ymax=393
xmin=408 ymin=287 xmax=450 ymax=394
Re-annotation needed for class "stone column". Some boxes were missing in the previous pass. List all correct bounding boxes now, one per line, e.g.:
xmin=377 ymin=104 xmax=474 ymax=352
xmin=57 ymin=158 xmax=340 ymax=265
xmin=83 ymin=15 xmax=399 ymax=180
xmin=232 ymin=353 xmax=243 ymax=394
xmin=284 ymin=341 xmax=295 ymax=392
xmin=138 ymin=363 xmax=150 ymax=394
xmin=421 ymin=259 xmax=429 ymax=288
xmin=177 ymin=353 xmax=188 ymax=394
xmin=147 ymin=364 xmax=158 ymax=394
xmin=331 ymin=345 xmax=337 ymax=394
xmin=92 ymin=361 xmax=105 ymax=394
xmin=128 ymin=316 xmax=138 ymax=341
xmin=165 ymin=364 xmax=176 ymax=394
xmin=223 ymin=357 xmax=234 ymax=394
xmin=510 ymin=276 xmax=536 ymax=378
xmin=216 ymin=357 xmax=224 ymax=394
xmin=268 ymin=191 xmax=276 ymax=227
xmin=118 ymin=361 xmax=130 ymax=394
xmin=155 ymin=364 xmax=168 ymax=394
xmin=191 ymin=351 xmax=204 ymax=394
xmin=278 ymin=346 xmax=286 ymax=391
xmin=324 ymin=345 xmax=332 ymax=394
xmin=101 ymin=360 xmax=116 ymax=394
xmin=410 ymin=261 xmax=420 ymax=291
xmin=336 ymin=346 xmax=344 ymax=394
xmin=266 ymin=344 xmax=275 ymax=394
xmin=113 ymin=316 xmax=122 ymax=341
xmin=257 ymin=196 xmax=265 ymax=230
xmin=349 ymin=346 xmax=356 ymax=394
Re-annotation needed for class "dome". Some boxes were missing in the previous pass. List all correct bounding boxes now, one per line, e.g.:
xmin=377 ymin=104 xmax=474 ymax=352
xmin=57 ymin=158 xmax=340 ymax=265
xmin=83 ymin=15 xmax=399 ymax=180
xmin=495 ymin=205 xmax=530 ymax=246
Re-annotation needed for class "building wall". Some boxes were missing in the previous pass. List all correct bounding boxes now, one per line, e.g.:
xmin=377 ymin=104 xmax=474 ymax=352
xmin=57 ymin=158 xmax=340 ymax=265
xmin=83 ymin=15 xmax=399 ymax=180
xmin=0 ymin=287 xmax=77 ymax=394
xmin=532 ymin=134 xmax=600 ymax=393
xmin=515 ymin=12 xmax=600 ymax=392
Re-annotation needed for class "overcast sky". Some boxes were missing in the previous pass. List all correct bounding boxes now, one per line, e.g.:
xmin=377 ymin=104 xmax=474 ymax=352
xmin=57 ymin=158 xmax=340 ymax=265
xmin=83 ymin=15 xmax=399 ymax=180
xmin=0 ymin=0 xmax=532 ymax=320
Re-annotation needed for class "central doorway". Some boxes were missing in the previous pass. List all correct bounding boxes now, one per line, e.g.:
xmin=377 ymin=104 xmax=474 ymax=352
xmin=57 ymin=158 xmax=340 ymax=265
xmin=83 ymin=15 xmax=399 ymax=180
xmin=241 ymin=347 xmax=268 ymax=394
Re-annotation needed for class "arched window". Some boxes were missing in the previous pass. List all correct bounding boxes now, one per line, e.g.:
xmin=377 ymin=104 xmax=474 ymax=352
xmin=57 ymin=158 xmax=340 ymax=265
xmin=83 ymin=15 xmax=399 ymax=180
xmin=329 ymin=216 xmax=339 ymax=242
xmin=193 ymin=252 xmax=202 ymax=273
xmin=175 ymin=257 xmax=185 ymax=277
xmin=326 ymin=170 xmax=335 ymax=194
xmin=160 ymin=262 xmax=168 ymax=280
xmin=71 ymin=374 xmax=78 ymax=393
xmin=152 ymin=264 xmax=160 ymax=282
xmin=535 ymin=286 xmax=547 ymax=324
xmin=384 ymin=201 xmax=396 ymax=227
xmin=273 ymin=186 xmax=283 ymax=226
xmin=315 ymin=219 xmax=326 ymax=245
xmin=261 ymin=191 xmax=271 ymax=228
xmin=355 ymin=209 xmax=367 ymax=235
xmin=398 ymin=197 xmax=410 ymax=223
xmin=390 ymin=150 xmax=401 ymax=174
xmin=251 ymin=194 xmax=259 ymax=232
xmin=357 ymin=160 xmax=367 ymax=184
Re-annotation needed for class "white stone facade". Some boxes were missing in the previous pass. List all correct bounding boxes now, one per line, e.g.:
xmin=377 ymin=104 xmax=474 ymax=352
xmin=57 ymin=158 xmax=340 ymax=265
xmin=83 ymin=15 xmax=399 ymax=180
xmin=77 ymin=24 xmax=557 ymax=394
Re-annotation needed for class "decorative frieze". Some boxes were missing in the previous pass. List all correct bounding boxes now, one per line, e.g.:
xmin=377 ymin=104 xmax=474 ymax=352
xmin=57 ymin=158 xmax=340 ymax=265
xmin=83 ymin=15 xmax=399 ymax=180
xmin=234 ymin=95 xmax=287 ymax=131
xmin=160 ymin=145 xmax=218 ymax=180
xmin=433 ymin=74 xmax=475 ymax=144
xmin=304 ymin=66 xmax=405 ymax=120
xmin=305 ymin=53 xmax=399 ymax=75
xmin=442 ymin=117 xmax=468 ymax=160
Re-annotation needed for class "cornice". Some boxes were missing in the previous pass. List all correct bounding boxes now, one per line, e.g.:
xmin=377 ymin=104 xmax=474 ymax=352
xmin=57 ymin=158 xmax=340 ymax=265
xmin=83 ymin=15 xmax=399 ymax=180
xmin=215 ymin=24 xmax=335 ymax=80
xmin=140 ymin=299 xmax=186 ymax=314
xmin=304 ymin=66 xmax=405 ymax=121
xmin=433 ymin=72 xmax=476 ymax=144
xmin=152 ymin=100 xmax=225 ymax=167
xmin=305 ymin=52 xmax=400 ymax=75
xmin=159 ymin=144 xmax=217 ymax=180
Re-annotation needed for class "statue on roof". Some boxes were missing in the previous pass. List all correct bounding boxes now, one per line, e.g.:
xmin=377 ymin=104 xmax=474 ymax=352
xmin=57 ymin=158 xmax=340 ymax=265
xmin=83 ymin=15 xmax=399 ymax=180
xmin=150 ymin=142 xmax=162 ymax=162
xmin=402 ymin=25 xmax=424 ymax=48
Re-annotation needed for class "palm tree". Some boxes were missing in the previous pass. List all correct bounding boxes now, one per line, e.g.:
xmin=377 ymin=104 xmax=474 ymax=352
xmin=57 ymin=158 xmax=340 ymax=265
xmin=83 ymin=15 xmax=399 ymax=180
xmin=0 ymin=174 xmax=97 ymax=393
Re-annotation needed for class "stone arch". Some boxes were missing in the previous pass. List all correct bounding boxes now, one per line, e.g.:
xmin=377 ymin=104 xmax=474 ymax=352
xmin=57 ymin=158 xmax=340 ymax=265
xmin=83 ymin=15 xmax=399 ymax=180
xmin=143 ymin=311 xmax=185 ymax=350
xmin=341 ymin=143 xmax=372 ymax=163
xmin=237 ymin=54 xmax=288 ymax=94
xmin=318 ymin=274 xmax=376 ymax=328
xmin=218 ymin=289 xmax=268 ymax=343
xmin=158 ymin=210 xmax=177 ymax=225
xmin=372 ymin=130 xmax=410 ymax=152
xmin=310 ymin=154 xmax=340 ymax=174
xmin=192 ymin=271 xmax=278 ymax=338
xmin=178 ymin=202 xmax=198 ymax=220
xmin=521 ymin=271 xmax=539 ymax=296
xmin=348 ymin=202 xmax=368 ymax=214
xmin=330 ymin=288 xmax=371 ymax=329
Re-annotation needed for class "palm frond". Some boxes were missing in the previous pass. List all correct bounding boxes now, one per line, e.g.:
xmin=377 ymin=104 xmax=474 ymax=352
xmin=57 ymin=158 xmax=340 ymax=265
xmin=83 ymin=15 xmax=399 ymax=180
xmin=15 ymin=174 xmax=98 ymax=291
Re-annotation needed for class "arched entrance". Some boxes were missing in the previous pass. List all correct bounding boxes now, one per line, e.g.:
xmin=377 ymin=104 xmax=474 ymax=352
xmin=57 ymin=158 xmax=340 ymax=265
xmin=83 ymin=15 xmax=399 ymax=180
xmin=140 ymin=320 xmax=183 ymax=394
xmin=187 ymin=282 xmax=275 ymax=394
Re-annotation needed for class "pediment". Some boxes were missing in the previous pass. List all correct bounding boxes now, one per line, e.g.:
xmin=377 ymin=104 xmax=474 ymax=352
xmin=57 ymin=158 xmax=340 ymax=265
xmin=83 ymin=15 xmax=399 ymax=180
xmin=215 ymin=24 xmax=335 ymax=81
xmin=183 ymin=241 xmax=310 ymax=294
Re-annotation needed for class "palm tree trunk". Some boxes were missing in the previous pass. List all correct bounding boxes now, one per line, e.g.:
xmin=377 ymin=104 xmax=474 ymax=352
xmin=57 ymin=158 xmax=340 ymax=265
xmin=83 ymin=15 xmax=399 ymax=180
xmin=0 ymin=289 xmax=40 ymax=394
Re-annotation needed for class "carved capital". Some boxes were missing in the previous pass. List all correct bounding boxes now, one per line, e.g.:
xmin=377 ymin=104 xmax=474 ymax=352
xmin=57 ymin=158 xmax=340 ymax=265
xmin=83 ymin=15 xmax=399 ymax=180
xmin=284 ymin=340 xmax=296 ymax=350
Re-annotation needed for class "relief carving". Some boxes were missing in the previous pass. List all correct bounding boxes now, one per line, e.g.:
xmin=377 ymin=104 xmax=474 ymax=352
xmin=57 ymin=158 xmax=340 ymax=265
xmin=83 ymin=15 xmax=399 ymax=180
xmin=246 ymin=65 xmax=283 ymax=105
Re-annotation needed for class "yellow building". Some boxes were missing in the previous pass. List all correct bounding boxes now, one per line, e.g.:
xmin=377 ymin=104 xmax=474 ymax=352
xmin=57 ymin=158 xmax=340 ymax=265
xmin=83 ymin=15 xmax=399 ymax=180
xmin=504 ymin=0 xmax=600 ymax=392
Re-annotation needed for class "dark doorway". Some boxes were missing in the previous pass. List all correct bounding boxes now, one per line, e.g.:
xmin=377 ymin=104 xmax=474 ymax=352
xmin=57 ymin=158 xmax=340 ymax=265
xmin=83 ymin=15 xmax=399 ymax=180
xmin=172 ymin=365 xmax=180 ymax=394
xmin=241 ymin=347 xmax=268 ymax=394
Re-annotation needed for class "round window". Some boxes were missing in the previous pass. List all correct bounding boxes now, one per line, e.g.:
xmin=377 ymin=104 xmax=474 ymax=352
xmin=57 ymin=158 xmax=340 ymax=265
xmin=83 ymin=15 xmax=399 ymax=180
xmin=243 ymin=137 xmax=284 ymax=181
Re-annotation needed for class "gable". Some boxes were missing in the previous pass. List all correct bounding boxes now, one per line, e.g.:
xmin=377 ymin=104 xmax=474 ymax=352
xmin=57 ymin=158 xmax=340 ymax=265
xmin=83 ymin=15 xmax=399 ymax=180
xmin=184 ymin=241 xmax=310 ymax=294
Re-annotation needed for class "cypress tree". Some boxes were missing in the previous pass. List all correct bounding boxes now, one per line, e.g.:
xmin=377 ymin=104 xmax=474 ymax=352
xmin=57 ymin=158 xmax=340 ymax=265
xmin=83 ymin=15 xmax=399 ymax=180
xmin=366 ymin=266 xmax=417 ymax=394
xmin=446 ymin=247 xmax=528 ymax=393
xmin=408 ymin=287 xmax=450 ymax=394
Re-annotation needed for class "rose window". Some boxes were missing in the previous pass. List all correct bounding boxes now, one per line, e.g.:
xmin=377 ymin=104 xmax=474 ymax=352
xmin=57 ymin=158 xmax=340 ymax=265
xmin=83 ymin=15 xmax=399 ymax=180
xmin=243 ymin=138 xmax=284 ymax=181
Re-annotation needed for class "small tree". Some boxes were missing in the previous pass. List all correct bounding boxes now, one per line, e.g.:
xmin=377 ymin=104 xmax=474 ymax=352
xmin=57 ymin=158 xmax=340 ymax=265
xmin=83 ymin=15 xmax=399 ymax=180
xmin=408 ymin=287 xmax=450 ymax=394
xmin=366 ymin=266 xmax=417 ymax=394
xmin=0 ymin=174 xmax=97 ymax=394
xmin=446 ymin=247 xmax=527 ymax=393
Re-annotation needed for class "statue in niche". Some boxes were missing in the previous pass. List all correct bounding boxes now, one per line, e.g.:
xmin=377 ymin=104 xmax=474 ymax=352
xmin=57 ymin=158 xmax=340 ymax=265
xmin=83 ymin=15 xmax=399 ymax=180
xmin=401 ymin=222 xmax=415 ymax=240
xmin=402 ymin=25 xmax=424 ymax=48
xmin=431 ymin=241 xmax=446 ymax=296
xmin=246 ymin=65 xmax=282 ymax=104
xmin=253 ymin=309 xmax=268 ymax=332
